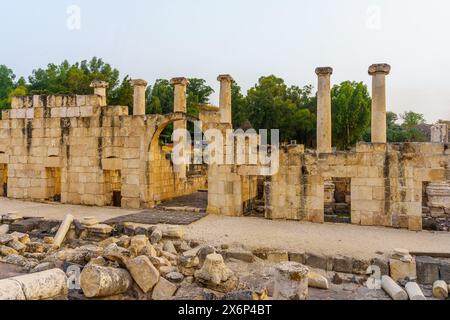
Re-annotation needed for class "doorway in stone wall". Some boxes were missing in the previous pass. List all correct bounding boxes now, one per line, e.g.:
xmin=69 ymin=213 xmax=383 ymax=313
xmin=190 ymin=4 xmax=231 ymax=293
xmin=243 ymin=176 xmax=265 ymax=217
xmin=104 ymin=170 xmax=122 ymax=207
xmin=46 ymin=167 xmax=61 ymax=202
xmin=324 ymin=177 xmax=351 ymax=223
xmin=0 ymin=164 xmax=7 ymax=197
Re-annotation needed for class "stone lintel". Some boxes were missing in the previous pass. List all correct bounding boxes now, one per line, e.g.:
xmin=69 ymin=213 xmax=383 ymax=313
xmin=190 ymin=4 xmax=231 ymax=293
xmin=368 ymin=64 xmax=391 ymax=76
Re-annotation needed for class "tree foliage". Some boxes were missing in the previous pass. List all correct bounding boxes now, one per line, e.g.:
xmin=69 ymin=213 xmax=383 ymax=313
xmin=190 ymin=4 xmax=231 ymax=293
xmin=331 ymin=81 xmax=371 ymax=150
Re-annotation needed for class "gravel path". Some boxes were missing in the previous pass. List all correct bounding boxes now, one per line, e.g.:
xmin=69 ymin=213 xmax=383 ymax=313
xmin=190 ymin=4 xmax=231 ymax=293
xmin=185 ymin=215 xmax=450 ymax=260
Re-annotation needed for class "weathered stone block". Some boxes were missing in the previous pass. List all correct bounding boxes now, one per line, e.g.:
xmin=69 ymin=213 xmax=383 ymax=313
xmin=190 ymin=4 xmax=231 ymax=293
xmin=415 ymin=256 xmax=440 ymax=285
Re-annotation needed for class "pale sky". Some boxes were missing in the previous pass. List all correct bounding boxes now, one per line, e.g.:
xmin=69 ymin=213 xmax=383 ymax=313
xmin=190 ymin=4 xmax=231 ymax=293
xmin=1 ymin=0 xmax=449 ymax=122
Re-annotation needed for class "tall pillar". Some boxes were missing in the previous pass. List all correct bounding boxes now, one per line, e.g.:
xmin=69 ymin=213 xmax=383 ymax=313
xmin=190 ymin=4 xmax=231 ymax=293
xmin=217 ymin=74 xmax=234 ymax=125
xmin=315 ymin=67 xmax=333 ymax=153
xmin=130 ymin=79 xmax=148 ymax=116
xmin=369 ymin=64 xmax=391 ymax=143
xmin=90 ymin=80 xmax=109 ymax=106
xmin=170 ymin=77 xmax=189 ymax=179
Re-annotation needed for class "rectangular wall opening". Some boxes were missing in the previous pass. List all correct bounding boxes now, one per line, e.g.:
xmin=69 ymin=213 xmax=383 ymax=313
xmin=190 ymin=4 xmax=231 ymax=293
xmin=324 ymin=177 xmax=351 ymax=224
xmin=45 ymin=167 xmax=61 ymax=202
xmin=243 ymin=176 xmax=265 ymax=217
xmin=0 ymin=164 xmax=7 ymax=197
xmin=104 ymin=170 xmax=122 ymax=207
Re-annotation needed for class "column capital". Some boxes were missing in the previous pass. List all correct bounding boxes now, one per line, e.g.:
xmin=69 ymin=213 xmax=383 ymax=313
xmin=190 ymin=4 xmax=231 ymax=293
xmin=315 ymin=67 xmax=333 ymax=76
xmin=130 ymin=79 xmax=148 ymax=87
xmin=217 ymin=74 xmax=234 ymax=83
xmin=90 ymin=80 xmax=109 ymax=89
xmin=170 ymin=77 xmax=189 ymax=86
xmin=368 ymin=63 xmax=391 ymax=76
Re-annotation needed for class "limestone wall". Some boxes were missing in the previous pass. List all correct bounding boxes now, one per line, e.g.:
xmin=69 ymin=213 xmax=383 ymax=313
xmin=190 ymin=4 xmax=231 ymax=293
xmin=265 ymin=142 xmax=449 ymax=231
xmin=0 ymin=94 xmax=207 ymax=209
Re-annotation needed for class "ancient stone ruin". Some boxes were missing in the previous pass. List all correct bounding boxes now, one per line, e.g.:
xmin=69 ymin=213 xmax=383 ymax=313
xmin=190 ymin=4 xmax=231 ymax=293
xmin=0 ymin=64 xmax=448 ymax=232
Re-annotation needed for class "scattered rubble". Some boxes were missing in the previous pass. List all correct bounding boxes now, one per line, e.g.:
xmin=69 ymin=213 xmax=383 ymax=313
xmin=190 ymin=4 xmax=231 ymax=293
xmin=0 ymin=213 xmax=450 ymax=301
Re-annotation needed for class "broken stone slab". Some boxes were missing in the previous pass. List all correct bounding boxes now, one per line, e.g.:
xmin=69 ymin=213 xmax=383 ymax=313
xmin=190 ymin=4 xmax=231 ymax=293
xmin=405 ymin=282 xmax=426 ymax=300
xmin=11 ymin=268 xmax=68 ymax=300
xmin=98 ymin=237 xmax=120 ymax=248
xmin=0 ymin=224 xmax=10 ymax=235
xmin=415 ymin=256 xmax=441 ymax=285
xmin=80 ymin=265 xmax=133 ymax=298
xmin=152 ymin=277 xmax=178 ymax=300
xmin=0 ymin=245 xmax=18 ymax=256
xmin=432 ymin=280 xmax=449 ymax=299
xmin=161 ymin=225 xmax=184 ymax=239
xmin=26 ymin=242 xmax=46 ymax=254
xmin=125 ymin=255 xmax=160 ymax=293
xmin=389 ymin=258 xmax=417 ymax=282
xmin=381 ymin=275 xmax=408 ymax=300
xmin=103 ymin=243 xmax=131 ymax=266
xmin=391 ymin=248 xmax=413 ymax=262
xmin=7 ymin=239 xmax=26 ymax=254
xmin=308 ymin=272 xmax=330 ymax=289
xmin=10 ymin=218 xmax=42 ymax=233
xmin=31 ymin=262 xmax=55 ymax=273
xmin=81 ymin=216 xmax=99 ymax=226
xmin=53 ymin=214 xmax=74 ymax=248
xmin=0 ymin=279 xmax=26 ymax=300
xmin=10 ymin=230 xmax=32 ymax=243
xmin=1 ymin=213 xmax=23 ymax=224
xmin=273 ymin=262 xmax=309 ymax=300
xmin=0 ymin=234 xmax=15 ymax=245
xmin=117 ymin=235 xmax=131 ymax=248
xmin=1 ymin=254 xmax=39 ymax=271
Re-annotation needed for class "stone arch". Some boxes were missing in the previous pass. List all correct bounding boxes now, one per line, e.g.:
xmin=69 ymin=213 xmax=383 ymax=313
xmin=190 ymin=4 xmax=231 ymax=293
xmin=145 ymin=112 xmax=206 ymax=205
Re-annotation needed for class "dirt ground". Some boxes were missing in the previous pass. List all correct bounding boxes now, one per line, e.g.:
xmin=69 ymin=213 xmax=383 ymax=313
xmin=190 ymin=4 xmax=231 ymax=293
xmin=2 ymin=198 xmax=450 ymax=260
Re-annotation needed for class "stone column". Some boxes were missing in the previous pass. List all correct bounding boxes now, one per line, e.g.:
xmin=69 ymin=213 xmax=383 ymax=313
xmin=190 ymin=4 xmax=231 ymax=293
xmin=130 ymin=79 xmax=148 ymax=116
xmin=170 ymin=77 xmax=189 ymax=179
xmin=315 ymin=67 xmax=333 ymax=153
xmin=90 ymin=80 xmax=109 ymax=106
xmin=369 ymin=64 xmax=391 ymax=143
xmin=217 ymin=74 xmax=234 ymax=125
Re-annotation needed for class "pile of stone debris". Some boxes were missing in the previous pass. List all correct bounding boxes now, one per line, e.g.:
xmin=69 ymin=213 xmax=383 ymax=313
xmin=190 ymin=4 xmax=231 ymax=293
xmin=0 ymin=212 xmax=324 ymax=300
xmin=0 ymin=212 xmax=450 ymax=301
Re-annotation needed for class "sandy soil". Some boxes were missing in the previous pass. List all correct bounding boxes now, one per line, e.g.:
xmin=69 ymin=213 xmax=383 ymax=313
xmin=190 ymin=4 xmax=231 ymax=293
xmin=0 ymin=198 xmax=140 ymax=221
xmin=185 ymin=215 xmax=450 ymax=260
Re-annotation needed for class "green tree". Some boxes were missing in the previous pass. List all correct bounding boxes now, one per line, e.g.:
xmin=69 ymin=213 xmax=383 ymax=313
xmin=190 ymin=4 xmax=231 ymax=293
xmin=108 ymin=76 xmax=134 ymax=111
xmin=331 ymin=81 xmax=371 ymax=150
xmin=186 ymin=78 xmax=214 ymax=117
xmin=146 ymin=79 xmax=173 ymax=115
xmin=28 ymin=57 xmax=120 ymax=100
xmin=0 ymin=65 xmax=16 ymax=111
xmin=244 ymin=75 xmax=316 ymax=144
xmin=400 ymin=111 xmax=425 ymax=129
xmin=231 ymin=82 xmax=247 ymax=128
